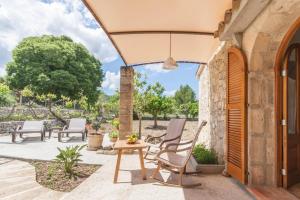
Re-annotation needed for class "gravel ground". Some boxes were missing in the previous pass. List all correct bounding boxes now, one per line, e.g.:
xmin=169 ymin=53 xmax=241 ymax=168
xmin=102 ymin=120 xmax=198 ymax=141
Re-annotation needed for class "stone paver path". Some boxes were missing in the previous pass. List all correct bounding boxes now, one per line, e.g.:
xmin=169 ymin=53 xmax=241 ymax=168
xmin=0 ymin=158 xmax=65 ymax=200
xmin=0 ymin=134 xmax=254 ymax=200
xmin=61 ymin=154 xmax=254 ymax=200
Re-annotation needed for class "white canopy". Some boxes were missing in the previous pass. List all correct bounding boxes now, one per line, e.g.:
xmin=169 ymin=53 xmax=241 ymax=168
xmin=83 ymin=0 xmax=232 ymax=66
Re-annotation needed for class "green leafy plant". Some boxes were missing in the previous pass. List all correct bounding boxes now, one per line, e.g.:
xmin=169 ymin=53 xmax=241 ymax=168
xmin=92 ymin=120 xmax=101 ymax=132
xmin=54 ymin=145 xmax=86 ymax=178
xmin=110 ymin=118 xmax=120 ymax=130
xmin=86 ymin=116 xmax=93 ymax=125
xmin=192 ymin=144 xmax=218 ymax=164
xmin=109 ymin=130 xmax=119 ymax=139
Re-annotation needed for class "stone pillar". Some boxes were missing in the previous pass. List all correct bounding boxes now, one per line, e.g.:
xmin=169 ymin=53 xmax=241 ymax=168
xmin=119 ymin=66 xmax=134 ymax=139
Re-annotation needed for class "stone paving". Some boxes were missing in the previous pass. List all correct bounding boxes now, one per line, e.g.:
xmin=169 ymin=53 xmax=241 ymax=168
xmin=0 ymin=133 xmax=111 ymax=165
xmin=0 ymin=158 xmax=65 ymax=200
xmin=0 ymin=133 xmax=254 ymax=200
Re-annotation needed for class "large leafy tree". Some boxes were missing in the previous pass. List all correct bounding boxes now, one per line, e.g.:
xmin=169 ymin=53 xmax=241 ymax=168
xmin=174 ymin=85 xmax=196 ymax=105
xmin=6 ymin=35 xmax=103 ymax=105
xmin=174 ymin=85 xmax=198 ymax=118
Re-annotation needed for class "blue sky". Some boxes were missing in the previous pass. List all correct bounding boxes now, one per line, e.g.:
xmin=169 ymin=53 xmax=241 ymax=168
xmin=0 ymin=0 xmax=199 ymax=97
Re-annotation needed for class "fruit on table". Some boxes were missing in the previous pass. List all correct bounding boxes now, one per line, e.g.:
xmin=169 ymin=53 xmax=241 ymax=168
xmin=127 ymin=133 xmax=138 ymax=144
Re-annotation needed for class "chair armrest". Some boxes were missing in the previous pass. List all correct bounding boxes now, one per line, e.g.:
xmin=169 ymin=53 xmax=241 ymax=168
xmin=145 ymin=133 xmax=167 ymax=143
xmin=159 ymin=134 xmax=182 ymax=148
xmin=58 ymin=125 xmax=68 ymax=132
xmin=15 ymin=125 xmax=22 ymax=131
xmin=156 ymin=140 xmax=193 ymax=159
xmin=165 ymin=140 xmax=193 ymax=150
xmin=62 ymin=125 xmax=68 ymax=131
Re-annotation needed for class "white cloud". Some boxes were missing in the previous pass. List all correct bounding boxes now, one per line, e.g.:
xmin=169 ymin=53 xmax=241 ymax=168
xmin=102 ymin=71 xmax=120 ymax=91
xmin=0 ymin=0 xmax=118 ymax=76
xmin=164 ymin=90 xmax=176 ymax=97
xmin=143 ymin=63 xmax=170 ymax=73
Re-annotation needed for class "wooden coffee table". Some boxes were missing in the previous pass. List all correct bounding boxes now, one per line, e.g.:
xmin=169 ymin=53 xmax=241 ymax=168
xmin=113 ymin=139 xmax=148 ymax=183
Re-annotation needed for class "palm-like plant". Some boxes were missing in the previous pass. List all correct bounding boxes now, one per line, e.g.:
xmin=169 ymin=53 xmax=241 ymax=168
xmin=54 ymin=145 xmax=86 ymax=178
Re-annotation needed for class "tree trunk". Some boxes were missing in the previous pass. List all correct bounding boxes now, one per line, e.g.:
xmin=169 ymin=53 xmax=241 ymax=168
xmin=48 ymin=102 xmax=67 ymax=125
xmin=19 ymin=94 xmax=22 ymax=105
xmin=138 ymin=114 xmax=142 ymax=139
xmin=154 ymin=115 xmax=158 ymax=128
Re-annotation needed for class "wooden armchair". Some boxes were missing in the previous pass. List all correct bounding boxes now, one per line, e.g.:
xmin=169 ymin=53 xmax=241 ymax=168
xmin=144 ymin=118 xmax=186 ymax=160
xmin=151 ymin=121 xmax=207 ymax=188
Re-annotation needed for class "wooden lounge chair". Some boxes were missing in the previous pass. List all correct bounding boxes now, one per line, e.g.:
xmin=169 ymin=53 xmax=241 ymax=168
xmin=58 ymin=118 xmax=87 ymax=142
xmin=12 ymin=120 xmax=45 ymax=143
xmin=151 ymin=121 xmax=207 ymax=188
xmin=144 ymin=118 xmax=186 ymax=160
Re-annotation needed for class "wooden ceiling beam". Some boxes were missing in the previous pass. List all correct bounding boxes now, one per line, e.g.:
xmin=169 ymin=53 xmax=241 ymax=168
xmin=109 ymin=30 xmax=214 ymax=36
xmin=232 ymin=0 xmax=241 ymax=10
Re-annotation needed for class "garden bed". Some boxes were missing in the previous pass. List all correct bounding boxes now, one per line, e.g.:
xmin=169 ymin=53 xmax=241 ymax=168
xmin=31 ymin=161 xmax=100 ymax=192
xmin=190 ymin=144 xmax=225 ymax=174
xmin=189 ymin=155 xmax=224 ymax=174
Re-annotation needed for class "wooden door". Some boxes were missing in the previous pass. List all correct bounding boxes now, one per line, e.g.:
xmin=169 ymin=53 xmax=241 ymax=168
xmin=283 ymin=43 xmax=300 ymax=188
xmin=226 ymin=47 xmax=247 ymax=184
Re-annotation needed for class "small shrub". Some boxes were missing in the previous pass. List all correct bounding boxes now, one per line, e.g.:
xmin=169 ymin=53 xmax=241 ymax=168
xmin=109 ymin=130 xmax=119 ymax=139
xmin=54 ymin=145 xmax=86 ymax=178
xmin=192 ymin=144 xmax=218 ymax=164
xmin=69 ymin=111 xmax=82 ymax=118
xmin=92 ymin=120 xmax=101 ymax=132
xmin=110 ymin=118 xmax=119 ymax=130
xmin=65 ymin=101 xmax=73 ymax=109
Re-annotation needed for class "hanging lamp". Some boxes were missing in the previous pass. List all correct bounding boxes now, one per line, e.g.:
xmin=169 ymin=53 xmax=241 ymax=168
xmin=163 ymin=33 xmax=178 ymax=70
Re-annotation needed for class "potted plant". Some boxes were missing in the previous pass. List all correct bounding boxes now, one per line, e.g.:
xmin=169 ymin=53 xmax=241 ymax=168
xmin=190 ymin=144 xmax=225 ymax=174
xmin=109 ymin=130 xmax=119 ymax=143
xmin=87 ymin=119 xmax=103 ymax=151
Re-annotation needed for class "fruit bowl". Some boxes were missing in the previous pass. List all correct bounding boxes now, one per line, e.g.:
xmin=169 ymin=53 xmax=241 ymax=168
xmin=126 ymin=133 xmax=138 ymax=144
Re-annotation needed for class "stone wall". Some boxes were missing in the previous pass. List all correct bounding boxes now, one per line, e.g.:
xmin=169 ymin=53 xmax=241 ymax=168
xmin=202 ymin=0 xmax=300 ymax=186
xmin=241 ymin=0 xmax=300 ymax=186
xmin=197 ymin=41 xmax=233 ymax=164
xmin=0 ymin=107 xmax=83 ymax=119
xmin=208 ymin=41 xmax=233 ymax=164
xmin=197 ymin=65 xmax=211 ymax=148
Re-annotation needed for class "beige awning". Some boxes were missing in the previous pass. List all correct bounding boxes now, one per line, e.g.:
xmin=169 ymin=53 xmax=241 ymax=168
xmin=83 ymin=0 xmax=232 ymax=66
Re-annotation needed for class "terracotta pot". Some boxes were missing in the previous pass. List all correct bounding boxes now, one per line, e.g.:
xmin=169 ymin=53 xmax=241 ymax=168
xmin=110 ymin=137 xmax=118 ymax=143
xmin=87 ymin=133 xmax=103 ymax=151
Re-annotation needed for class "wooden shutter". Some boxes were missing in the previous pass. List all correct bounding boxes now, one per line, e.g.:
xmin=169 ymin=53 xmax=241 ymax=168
xmin=226 ymin=47 xmax=247 ymax=184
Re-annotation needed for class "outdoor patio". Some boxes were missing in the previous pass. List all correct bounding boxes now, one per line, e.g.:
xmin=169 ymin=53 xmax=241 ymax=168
xmin=0 ymin=134 xmax=253 ymax=200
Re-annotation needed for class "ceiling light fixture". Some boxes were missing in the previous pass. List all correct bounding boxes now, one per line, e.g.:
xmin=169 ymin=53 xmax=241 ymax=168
xmin=163 ymin=33 xmax=178 ymax=70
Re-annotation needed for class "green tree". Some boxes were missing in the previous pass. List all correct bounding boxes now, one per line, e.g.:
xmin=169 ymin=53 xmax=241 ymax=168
xmin=133 ymin=72 xmax=147 ymax=138
xmin=188 ymin=102 xmax=199 ymax=119
xmin=174 ymin=85 xmax=196 ymax=105
xmin=6 ymin=35 xmax=103 ymax=106
xmin=104 ymin=91 xmax=120 ymax=118
xmin=145 ymin=82 xmax=166 ymax=128
xmin=161 ymin=96 xmax=176 ymax=120
xmin=174 ymin=85 xmax=197 ymax=118
xmin=0 ymin=83 xmax=15 ymax=107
